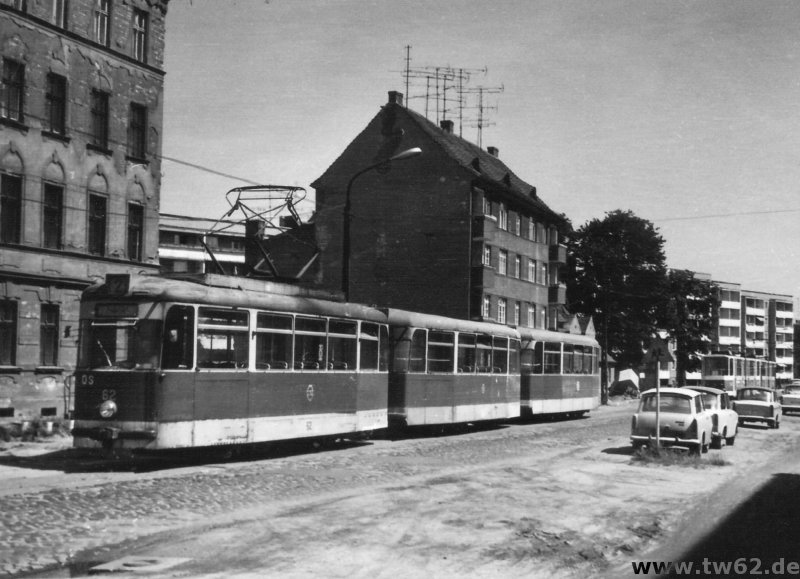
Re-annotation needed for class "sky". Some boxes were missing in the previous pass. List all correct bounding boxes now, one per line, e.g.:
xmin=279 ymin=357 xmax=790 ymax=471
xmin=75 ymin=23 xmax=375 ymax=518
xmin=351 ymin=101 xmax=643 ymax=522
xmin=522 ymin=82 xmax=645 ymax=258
xmin=161 ymin=0 xmax=800 ymax=304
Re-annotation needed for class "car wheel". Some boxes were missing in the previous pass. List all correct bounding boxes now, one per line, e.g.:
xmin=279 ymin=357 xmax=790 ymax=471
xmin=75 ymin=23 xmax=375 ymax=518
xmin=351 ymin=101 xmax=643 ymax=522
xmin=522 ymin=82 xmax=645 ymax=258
xmin=632 ymin=441 xmax=645 ymax=451
xmin=737 ymin=418 xmax=744 ymax=426
xmin=726 ymin=427 xmax=736 ymax=446
xmin=689 ymin=443 xmax=701 ymax=456
xmin=712 ymin=430 xmax=723 ymax=450
xmin=701 ymin=433 xmax=709 ymax=454
xmin=775 ymin=415 xmax=780 ymax=429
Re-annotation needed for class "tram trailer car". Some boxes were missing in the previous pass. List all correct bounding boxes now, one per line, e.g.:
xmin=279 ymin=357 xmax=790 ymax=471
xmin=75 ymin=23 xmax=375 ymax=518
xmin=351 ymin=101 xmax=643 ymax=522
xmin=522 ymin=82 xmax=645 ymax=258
xmin=701 ymin=354 xmax=777 ymax=399
xmin=518 ymin=328 xmax=601 ymax=418
xmin=72 ymin=274 xmax=389 ymax=451
xmin=385 ymin=309 xmax=521 ymax=428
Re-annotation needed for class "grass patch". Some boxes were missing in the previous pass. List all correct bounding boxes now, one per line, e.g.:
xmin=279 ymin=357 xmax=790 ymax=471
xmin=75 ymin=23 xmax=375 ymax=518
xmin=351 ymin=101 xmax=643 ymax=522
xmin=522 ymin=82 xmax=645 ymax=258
xmin=632 ymin=444 xmax=730 ymax=468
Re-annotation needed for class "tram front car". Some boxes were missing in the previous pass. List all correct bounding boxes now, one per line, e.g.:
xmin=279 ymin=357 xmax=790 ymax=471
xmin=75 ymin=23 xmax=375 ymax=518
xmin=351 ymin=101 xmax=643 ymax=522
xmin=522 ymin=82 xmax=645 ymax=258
xmin=72 ymin=274 xmax=171 ymax=451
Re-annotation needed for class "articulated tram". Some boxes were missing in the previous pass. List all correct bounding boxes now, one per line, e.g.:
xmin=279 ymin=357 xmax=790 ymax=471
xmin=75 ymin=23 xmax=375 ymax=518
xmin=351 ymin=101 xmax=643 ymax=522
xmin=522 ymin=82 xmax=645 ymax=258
xmin=72 ymin=273 xmax=601 ymax=452
xmin=700 ymin=354 xmax=776 ymax=398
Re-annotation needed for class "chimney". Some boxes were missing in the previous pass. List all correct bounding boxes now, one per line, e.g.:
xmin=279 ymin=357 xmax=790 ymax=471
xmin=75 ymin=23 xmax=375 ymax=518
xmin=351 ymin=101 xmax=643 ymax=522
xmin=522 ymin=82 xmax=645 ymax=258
xmin=529 ymin=186 xmax=537 ymax=198
xmin=487 ymin=146 xmax=499 ymax=157
xmin=388 ymin=91 xmax=404 ymax=106
xmin=440 ymin=119 xmax=454 ymax=134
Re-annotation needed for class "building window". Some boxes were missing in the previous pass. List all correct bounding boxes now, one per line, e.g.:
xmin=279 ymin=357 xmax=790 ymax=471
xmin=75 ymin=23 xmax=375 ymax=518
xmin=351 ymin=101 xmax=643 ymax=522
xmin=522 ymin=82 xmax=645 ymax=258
xmin=94 ymin=0 xmax=111 ymax=46
xmin=128 ymin=103 xmax=147 ymax=159
xmin=45 ymin=74 xmax=67 ymax=136
xmin=514 ymin=255 xmax=521 ymax=279
xmin=527 ymin=305 xmax=536 ymax=328
xmin=483 ymin=197 xmax=492 ymax=216
xmin=498 ymin=250 xmax=507 ymax=275
xmin=497 ymin=298 xmax=507 ymax=324
xmin=0 ymin=300 xmax=17 ymax=365
xmin=482 ymin=245 xmax=491 ymax=266
xmin=540 ymin=306 xmax=547 ymax=329
xmin=40 ymin=304 xmax=59 ymax=366
xmin=528 ymin=219 xmax=535 ymax=240
xmin=540 ymin=263 xmax=547 ymax=285
xmin=132 ymin=8 xmax=148 ymax=62
xmin=0 ymin=173 xmax=22 ymax=244
xmin=43 ymin=183 xmax=63 ymax=249
xmin=1 ymin=59 xmax=25 ymax=123
xmin=513 ymin=302 xmax=520 ymax=326
xmin=482 ymin=296 xmax=490 ymax=319
xmin=88 ymin=194 xmax=107 ymax=255
xmin=127 ymin=203 xmax=144 ymax=261
xmin=514 ymin=214 xmax=521 ymax=236
xmin=90 ymin=90 xmax=110 ymax=149
xmin=527 ymin=259 xmax=536 ymax=282
xmin=498 ymin=204 xmax=507 ymax=230
xmin=52 ymin=0 xmax=68 ymax=28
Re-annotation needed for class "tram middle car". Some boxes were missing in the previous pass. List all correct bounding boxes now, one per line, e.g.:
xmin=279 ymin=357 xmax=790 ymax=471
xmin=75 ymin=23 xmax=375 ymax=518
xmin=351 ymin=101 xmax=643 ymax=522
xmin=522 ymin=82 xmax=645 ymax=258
xmin=385 ymin=309 xmax=521 ymax=428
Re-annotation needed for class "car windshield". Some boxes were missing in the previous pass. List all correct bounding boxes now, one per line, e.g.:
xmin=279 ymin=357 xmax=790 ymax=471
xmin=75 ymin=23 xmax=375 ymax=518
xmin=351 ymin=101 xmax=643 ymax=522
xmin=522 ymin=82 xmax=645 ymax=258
xmin=640 ymin=394 xmax=692 ymax=414
xmin=700 ymin=393 xmax=719 ymax=410
xmin=739 ymin=389 xmax=769 ymax=402
xmin=78 ymin=319 xmax=162 ymax=370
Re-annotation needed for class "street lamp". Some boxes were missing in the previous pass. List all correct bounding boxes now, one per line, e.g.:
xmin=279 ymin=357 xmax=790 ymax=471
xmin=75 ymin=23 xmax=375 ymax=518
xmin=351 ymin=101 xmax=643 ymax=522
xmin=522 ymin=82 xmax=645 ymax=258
xmin=341 ymin=147 xmax=422 ymax=302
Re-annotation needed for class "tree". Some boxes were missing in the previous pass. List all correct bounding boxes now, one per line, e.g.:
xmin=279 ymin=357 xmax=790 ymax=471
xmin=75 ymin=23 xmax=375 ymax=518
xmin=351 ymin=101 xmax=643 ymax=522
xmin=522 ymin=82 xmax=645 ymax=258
xmin=661 ymin=270 xmax=720 ymax=386
xmin=566 ymin=210 xmax=668 ymax=401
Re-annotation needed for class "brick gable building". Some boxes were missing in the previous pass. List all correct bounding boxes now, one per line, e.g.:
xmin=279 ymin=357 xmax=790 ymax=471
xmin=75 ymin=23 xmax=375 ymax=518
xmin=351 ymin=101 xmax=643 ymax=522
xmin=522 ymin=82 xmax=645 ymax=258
xmin=311 ymin=91 xmax=569 ymax=328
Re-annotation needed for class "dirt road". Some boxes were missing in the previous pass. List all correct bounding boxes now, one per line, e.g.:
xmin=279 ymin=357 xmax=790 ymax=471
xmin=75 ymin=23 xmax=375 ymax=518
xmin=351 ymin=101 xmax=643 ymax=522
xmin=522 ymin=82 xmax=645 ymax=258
xmin=4 ymin=400 xmax=800 ymax=578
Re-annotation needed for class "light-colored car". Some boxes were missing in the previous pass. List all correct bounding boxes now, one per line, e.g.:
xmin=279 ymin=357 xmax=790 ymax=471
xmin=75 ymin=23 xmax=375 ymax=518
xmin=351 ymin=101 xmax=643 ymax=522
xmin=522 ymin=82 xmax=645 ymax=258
xmin=631 ymin=387 xmax=714 ymax=454
xmin=733 ymin=387 xmax=781 ymax=429
xmin=684 ymin=386 xmax=738 ymax=448
xmin=780 ymin=381 xmax=800 ymax=415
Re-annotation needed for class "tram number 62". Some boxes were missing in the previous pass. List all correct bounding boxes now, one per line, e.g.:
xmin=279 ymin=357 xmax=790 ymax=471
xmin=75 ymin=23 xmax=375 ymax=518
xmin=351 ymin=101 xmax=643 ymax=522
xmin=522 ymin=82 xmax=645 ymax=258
xmin=102 ymin=389 xmax=117 ymax=401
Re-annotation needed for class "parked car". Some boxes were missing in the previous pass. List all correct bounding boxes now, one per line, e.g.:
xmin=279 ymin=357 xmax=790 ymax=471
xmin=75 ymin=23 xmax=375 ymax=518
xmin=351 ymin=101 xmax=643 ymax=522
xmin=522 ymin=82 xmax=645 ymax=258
xmin=631 ymin=388 xmax=714 ymax=454
xmin=733 ymin=387 xmax=781 ymax=429
xmin=780 ymin=381 xmax=800 ymax=415
xmin=683 ymin=386 xmax=738 ymax=448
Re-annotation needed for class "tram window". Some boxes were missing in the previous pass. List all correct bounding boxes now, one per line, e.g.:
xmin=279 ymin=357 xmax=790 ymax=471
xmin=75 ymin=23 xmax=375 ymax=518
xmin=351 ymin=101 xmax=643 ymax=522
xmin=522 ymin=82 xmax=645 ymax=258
xmin=458 ymin=333 xmax=476 ymax=373
xmin=197 ymin=308 xmax=249 ymax=369
xmin=255 ymin=312 xmax=292 ymax=370
xmin=294 ymin=316 xmax=326 ymax=370
xmin=532 ymin=342 xmax=544 ymax=374
xmin=476 ymin=335 xmax=492 ymax=373
xmin=408 ymin=329 xmax=426 ymax=373
xmin=379 ymin=325 xmax=389 ymax=372
xmin=428 ymin=331 xmax=455 ymax=373
xmin=509 ymin=339 xmax=520 ymax=374
xmin=79 ymin=318 xmax=161 ymax=370
xmin=544 ymin=342 xmax=561 ymax=374
xmin=360 ymin=322 xmax=380 ymax=370
xmin=162 ymin=305 xmax=194 ymax=370
xmin=563 ymin=344 xmax=575 ymax=373
xmin=328 ymin=319 xmax=357 ymax=370
xmin=493 ymin=337 xmax=508 ymax=373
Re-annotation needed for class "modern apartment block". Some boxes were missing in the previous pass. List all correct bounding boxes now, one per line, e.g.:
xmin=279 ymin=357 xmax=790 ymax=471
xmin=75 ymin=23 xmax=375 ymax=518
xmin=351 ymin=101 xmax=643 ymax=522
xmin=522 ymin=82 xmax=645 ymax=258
xmin=710 ymin=281 xmax=794 ymax=383
xmin=310 ymin=91 xmax=569 ymax=329
xmin=0 ymin=0 xmax=169 ymax=419
xmin=159 ymin=214 xmax=246 ymax=276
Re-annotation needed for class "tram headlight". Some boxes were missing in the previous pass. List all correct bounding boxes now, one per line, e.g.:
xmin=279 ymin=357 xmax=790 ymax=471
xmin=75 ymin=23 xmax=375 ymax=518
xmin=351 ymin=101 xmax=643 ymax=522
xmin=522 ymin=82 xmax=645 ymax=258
xmin=99 ymin=400 xmax=118 ymax=419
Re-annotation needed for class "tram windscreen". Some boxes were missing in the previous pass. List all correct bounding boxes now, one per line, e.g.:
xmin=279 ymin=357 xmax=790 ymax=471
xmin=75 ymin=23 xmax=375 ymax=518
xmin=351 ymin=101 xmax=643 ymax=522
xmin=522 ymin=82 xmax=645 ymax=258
xmin=702 ymin=357 xmax=729 ymax=376
xmin=78 ymin=319 xmax=161 ymax=369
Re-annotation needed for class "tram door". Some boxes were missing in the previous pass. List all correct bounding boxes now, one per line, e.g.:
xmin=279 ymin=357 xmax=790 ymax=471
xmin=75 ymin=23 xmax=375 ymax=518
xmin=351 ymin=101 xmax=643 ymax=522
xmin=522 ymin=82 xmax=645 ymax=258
xmin=193 ymin=307 xmax=251 ymax=445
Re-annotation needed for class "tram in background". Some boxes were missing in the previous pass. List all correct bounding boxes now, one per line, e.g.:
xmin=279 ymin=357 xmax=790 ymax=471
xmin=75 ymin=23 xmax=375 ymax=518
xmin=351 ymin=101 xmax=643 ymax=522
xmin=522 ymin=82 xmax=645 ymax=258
xmin=386 ymin=309 xmax=521 ymax=428
xmin=72 ymin=273 xmax=390 ymax=451
xmin=518 ymin=328 xmax=601 ymax=417
xmin=700 ymin=353 xmax=776 ymax=398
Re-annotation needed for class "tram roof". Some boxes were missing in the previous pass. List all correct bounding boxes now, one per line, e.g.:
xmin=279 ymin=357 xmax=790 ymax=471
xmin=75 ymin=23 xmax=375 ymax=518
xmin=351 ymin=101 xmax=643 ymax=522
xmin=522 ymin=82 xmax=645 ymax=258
xmin=83 ymin=274 xmax=387 ymax=322
xmin=383 ymin=308 xmax=520 ymax=338
xmin=517 ymin=326 xmax=600 ymax=347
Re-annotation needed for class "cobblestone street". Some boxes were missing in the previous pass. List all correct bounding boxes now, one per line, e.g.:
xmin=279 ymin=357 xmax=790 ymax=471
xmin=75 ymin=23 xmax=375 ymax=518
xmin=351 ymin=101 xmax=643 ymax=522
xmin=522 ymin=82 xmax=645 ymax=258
xmin=1 ymin=401 xmax=798 ymax=578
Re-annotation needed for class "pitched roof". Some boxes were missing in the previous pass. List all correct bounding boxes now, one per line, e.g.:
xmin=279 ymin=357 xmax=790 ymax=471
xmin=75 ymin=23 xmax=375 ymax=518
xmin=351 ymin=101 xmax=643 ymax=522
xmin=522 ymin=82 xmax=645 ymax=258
xmin=399 ymin=104 xmax=564 ymax=222
xmin=312 ymin=96 xmax=565 ymax=224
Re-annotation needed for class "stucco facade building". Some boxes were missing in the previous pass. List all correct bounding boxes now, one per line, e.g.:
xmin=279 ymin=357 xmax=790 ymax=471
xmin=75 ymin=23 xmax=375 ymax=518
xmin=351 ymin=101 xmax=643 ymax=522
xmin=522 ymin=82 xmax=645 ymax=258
xmin=0 ymin=0 xmax=168 ymax=419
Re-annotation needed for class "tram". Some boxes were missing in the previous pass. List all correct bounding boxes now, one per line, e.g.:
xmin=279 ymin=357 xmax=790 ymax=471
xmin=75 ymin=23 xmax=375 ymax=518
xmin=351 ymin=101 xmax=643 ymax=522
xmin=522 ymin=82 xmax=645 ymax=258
xmin=386 ymin=309 xmax=521 ymax=428
xmin=518 ymin=328 xmax=601 ymax=417
xmin=71 ymin=273 xmax=389 ymax=451
xmin=700 ymin=353 xmax=776 ymax=398
xmin=72 ymin=273 xmax=603 ymax=452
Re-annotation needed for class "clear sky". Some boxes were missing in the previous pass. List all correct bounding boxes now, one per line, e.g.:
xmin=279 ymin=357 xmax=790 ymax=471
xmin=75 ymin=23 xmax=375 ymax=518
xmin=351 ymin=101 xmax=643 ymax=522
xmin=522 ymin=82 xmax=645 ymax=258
xmin=161 ymin=0 xmax=800 ymax=304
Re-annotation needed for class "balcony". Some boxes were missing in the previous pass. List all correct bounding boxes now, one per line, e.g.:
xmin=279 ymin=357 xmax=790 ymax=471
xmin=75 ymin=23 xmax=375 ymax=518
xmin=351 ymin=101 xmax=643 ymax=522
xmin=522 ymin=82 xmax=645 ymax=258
xmin=548 ymin=283 xmax=566 ymax=305
xmin=549 ymin=244 xmax=567 ymax=264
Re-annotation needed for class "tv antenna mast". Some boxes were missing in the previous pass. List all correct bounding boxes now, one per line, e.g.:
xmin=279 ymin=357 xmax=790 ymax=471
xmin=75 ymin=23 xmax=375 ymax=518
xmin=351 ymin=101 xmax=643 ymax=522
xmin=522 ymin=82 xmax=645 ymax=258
xmin=462 ymin=85 xmax=504 ymax=147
